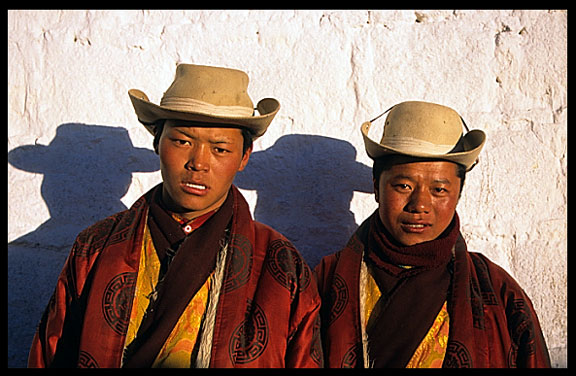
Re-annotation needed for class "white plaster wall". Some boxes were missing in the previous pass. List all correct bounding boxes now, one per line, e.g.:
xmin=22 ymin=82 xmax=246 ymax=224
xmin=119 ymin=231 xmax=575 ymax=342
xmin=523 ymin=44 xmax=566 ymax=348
xmin=8 ymin=10 xmax=566 ymax=367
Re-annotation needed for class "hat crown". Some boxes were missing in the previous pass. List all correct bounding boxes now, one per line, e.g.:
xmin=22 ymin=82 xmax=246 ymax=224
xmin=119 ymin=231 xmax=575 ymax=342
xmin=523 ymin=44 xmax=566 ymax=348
xmin=129 ymin=63 xmax=280 ymax=138
xmin=361 ymin=100 xmax=486 ymax=171
xmin=381 ymin=101 xmax=463 ymax=154
xmin=161 ymin=64 xmax=254 ymax=113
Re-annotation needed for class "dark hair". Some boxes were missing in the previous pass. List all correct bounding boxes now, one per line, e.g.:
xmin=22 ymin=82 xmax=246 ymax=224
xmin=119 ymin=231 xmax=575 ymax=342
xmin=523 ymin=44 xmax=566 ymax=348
xmin=152 ymin=120 xmax=254 ymax=155
xmin=372 ymin=155 xmax=467 ymax=195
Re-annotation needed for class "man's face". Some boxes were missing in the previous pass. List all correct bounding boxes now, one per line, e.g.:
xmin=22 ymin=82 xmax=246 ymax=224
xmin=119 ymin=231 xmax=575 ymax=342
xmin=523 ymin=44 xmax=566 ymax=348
xmin=157 ymin=120 xmax=251 ymax=220
xmin=375 ymin=160 xmax=461 ymax=246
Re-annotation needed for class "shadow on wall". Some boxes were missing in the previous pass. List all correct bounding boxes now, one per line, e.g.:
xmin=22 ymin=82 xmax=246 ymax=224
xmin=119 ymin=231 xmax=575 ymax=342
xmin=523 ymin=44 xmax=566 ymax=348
xmin=234 ymin=134 xmax=373 ymax=269
xmin=7 ymin=123 xmax=159 ymax=367
xmin=8 ymin=123 xmax=160 ymax=249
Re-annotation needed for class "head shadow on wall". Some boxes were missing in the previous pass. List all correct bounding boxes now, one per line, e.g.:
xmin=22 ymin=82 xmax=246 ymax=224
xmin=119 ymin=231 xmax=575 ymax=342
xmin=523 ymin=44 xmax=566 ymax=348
xmin=8 ymin=123 xmax=160 ymax=250
xmin=234 ymin=134 xmax=373 ymax=268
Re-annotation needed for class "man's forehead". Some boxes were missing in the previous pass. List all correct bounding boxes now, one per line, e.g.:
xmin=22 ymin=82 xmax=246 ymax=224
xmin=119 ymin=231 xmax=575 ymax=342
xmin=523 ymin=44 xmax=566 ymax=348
xmin=384 ymin=157 xmax=460 ymax=178
xmin=162 ymin=120 xmax=246 ymax=140
xmin=382 ymin=155 xmax=459 ymax=169
xmin=164 ymin=119 xmax=244 ymax=131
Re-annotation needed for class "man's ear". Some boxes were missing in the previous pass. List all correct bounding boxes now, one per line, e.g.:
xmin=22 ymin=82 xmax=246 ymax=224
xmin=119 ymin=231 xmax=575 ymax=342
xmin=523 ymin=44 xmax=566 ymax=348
xmin=238 ymin=145 xmax=253 ymax=172
xmin=373 ymin=177 xmax=379 ymax=203
xmin=152 ymin=125 xmax=163 ymax=155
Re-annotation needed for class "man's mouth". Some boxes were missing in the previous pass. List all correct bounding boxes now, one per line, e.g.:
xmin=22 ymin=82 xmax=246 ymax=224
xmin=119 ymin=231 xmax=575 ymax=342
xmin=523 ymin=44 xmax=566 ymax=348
xmin=403 ymin=223 xmax=427 ymax=229
xmin=184 ymin=182 xmax=206 ymax=191
xmin=180 ymin=181 xmax=209 ymax=195
xmin=400 ymin=221 xmax=432 ymax=233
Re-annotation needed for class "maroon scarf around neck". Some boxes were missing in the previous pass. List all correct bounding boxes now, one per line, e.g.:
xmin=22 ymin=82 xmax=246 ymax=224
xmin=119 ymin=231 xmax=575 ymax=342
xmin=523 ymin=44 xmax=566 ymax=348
xmin=366 ymin=212 xmax=459 ymax=277
xmin=123 ymin=184 xmax=233 ymax=368
xmin=363 ymin=211 xmax=459 ymax=367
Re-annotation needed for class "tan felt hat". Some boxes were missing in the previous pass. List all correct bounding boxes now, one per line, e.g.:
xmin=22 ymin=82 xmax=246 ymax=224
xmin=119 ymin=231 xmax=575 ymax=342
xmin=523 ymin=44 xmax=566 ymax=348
xmin=128 ymin=64 xmax=280 ymax=138
xmin=361 ymin=101 xmax=486 ymax=171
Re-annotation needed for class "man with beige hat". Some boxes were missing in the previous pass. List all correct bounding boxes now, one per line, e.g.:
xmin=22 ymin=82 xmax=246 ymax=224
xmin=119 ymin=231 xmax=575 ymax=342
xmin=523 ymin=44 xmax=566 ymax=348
xmin=28 ymin=64 xmax=322 ymax=368
xmin=315 ymin=101 xmax=550 ymax=368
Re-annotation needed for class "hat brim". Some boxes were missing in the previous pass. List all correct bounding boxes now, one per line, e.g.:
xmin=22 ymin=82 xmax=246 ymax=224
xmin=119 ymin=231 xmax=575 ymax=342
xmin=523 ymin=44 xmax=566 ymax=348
xmin=361 ymin=121 xmax=486 ymax=171
xmin=128 ymin=89 xmax=280 ymax=138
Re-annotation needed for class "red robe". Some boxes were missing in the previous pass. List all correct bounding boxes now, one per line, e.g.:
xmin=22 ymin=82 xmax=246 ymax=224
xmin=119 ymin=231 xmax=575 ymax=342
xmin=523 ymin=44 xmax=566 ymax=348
xmin=314 ymin=219 xmax=551 ymax=368
xmin=28 ymin=185 xmax=322 ymax=368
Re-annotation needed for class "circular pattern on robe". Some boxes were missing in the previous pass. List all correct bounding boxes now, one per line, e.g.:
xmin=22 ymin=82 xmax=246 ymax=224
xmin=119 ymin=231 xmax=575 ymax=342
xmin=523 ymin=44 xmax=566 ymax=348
xmin=444 ymin=341 xmax=472 ymax=368
xmin=328 ymin=273 xmax=348 ymax=326
xmin=102 ymin=272 xmax=136 ymax=335
xmin=222 ymin=234 xmax=253 ymax=293
xmin=78 ymin=351 xmax=99 ymax=368
xmin=229 ymin=300 xmax=269 ymax=365
xmin=266 ymin=239 xmax=311 ymax=298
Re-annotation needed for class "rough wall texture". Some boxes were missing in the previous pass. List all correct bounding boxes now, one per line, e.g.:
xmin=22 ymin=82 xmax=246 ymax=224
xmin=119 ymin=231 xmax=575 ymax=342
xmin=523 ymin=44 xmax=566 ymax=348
xmin=8 ymin=10 xmax=567 ymax=367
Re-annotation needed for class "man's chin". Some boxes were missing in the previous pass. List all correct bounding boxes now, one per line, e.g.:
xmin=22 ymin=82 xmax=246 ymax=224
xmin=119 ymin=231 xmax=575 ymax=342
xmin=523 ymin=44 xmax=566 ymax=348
xmin=394 ymin=232 xmax=437 ymax=247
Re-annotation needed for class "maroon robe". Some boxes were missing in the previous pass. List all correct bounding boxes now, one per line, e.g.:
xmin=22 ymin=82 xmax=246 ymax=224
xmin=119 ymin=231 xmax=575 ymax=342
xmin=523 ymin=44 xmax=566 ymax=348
xmin=314 ymin=216 xmax=551 ymax=368
xmin=28 ymin=185 xmax=322 ymax=368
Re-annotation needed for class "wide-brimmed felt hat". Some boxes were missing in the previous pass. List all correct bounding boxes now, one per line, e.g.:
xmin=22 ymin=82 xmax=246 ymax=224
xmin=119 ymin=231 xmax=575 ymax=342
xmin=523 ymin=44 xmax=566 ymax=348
xmin=361 ymin=101 xmax=486 ymax=171
xmin=128 ymin=64 xmax=280 ymax=138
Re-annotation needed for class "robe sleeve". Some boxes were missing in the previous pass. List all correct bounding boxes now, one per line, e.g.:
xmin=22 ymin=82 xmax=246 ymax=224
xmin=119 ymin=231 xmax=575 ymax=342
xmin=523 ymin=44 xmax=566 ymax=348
xmin=28 ymin=251 xmax=77 ymax=367
xmin=502 ymin=279 xmax=552 ymax=368
xmin=477 ymin=253 xmax=552 ymax=368
xmin=285 ymin=297 xmax=323 ymax=368
xmin=28 ymin=236 xmax=91 ymax=368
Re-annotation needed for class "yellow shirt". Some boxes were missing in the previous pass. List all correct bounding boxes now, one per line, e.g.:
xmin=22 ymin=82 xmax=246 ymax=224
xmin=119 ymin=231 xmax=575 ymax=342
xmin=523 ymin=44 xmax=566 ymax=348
xmin=124 ymin=225 xmax=212 ymax=368
xmin=363 ymin=270 xmax=450 ymax=368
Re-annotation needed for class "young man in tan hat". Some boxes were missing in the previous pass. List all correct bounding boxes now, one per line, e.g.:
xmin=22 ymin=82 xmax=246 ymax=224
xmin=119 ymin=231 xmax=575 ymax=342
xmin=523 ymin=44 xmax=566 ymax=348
xmin=28 ymin=64 xmax=322 ymax=368
xmin=315 ymin=101 xmax=551 ymax=368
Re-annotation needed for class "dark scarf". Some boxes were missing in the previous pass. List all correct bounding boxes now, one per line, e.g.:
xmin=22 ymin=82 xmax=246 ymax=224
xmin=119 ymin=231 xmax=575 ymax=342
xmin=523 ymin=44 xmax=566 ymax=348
xmin=123 ymin=184 xmax=233 ymax=368
xmin=363 ymin=211 xmax=459 ymax=367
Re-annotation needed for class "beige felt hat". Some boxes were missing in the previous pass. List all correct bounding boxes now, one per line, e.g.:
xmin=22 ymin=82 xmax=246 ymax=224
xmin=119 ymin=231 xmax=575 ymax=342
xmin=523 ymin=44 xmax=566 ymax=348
xmin=128 ymin=64 xmax=280 ymax=138
xmin=361 ymin=101 xmax=486 ymax=171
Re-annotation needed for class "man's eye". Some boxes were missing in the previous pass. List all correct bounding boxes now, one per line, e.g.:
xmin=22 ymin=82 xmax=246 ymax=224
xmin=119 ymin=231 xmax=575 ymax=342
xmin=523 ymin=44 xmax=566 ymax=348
xmin=395 ymin=184 xmax=411 ymax=191
xmin=172 ymin=139 xmax=190 ymax=146
xmin=214 ymin=147 xmax=230 ymax=154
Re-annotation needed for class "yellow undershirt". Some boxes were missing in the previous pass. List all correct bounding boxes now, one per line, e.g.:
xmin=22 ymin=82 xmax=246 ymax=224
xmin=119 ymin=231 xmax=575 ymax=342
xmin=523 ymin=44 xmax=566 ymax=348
xmin=363 ymin=271 xmax=450 ymax=368
xmin=124 ymin=225 xmax=212 ymax=368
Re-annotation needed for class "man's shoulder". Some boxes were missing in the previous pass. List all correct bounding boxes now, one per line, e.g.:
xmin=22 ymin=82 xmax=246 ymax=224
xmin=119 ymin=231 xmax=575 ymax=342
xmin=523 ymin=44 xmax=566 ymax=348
xmin=77 ymin=189 xmax=151 ymax=240
xmin=73 ymin=203 xmax=145 ymax=254
xmin=466 ymin=251 xmax=527 ymax=298
xmin=77 ymin=207 xmax=134 ymax=236
xmin=251 ymin=220 xmax=312 ymax=266
xmin=468 ymin=251 xmax=512 ymax=278
xmin=252 ymin=220 xmax=289 ymax=243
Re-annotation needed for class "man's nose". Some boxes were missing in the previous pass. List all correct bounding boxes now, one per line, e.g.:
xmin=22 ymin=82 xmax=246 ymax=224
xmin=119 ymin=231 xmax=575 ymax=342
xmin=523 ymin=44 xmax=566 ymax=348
xmin=405 ymin=188 xmax=431 ymax=213
xmin=185 ymin=144 xmax=209 ymax=171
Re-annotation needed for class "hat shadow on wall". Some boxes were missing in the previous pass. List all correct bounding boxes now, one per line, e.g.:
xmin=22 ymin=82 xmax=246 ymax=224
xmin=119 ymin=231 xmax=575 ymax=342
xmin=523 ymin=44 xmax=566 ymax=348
xmin=234 ymin=134 xmax=374 ymax=268
xmin=8 ymin=123 xmax=160 ymax=250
